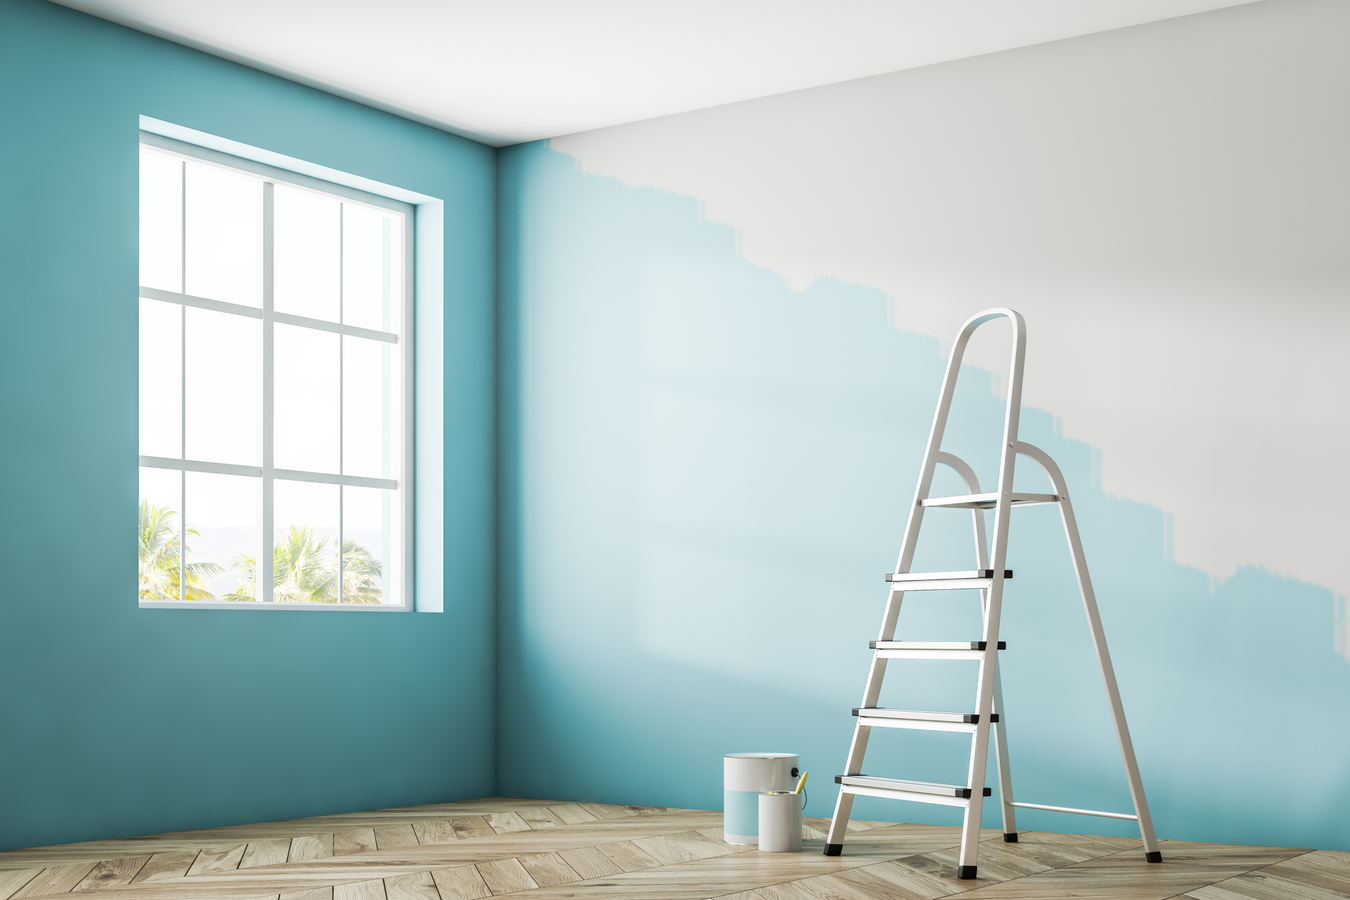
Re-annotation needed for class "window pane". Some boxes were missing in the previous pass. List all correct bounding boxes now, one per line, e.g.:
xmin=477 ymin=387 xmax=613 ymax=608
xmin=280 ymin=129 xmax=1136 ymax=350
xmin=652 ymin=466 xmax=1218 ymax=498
xmin=139 ymin=149 xmax=182 ymax=292
xmin=274 ymin=479 xmax=340 ymax=603
xmin=184 ymin=471 xmax=262 ymax=602
xmin=139 ymin=467 xmax=181 ymax=601
xmin=275 ymin=185 xmax=340 ymax=322
xmin=185 ymin=161 xmax=261 ymax=306
xmin=184 ymin=307 xmax=261 ymax=465
xmin=139 ymin=298 xmax=182 ymax=459
xmin=343 ymin=485 xmax=398 ymax=605
xmin=275 ymin=324 xmax=340 ymax=473
xmin=342 ymin=205 xmax=398 ymax=331
xmin=343 ymin=335 xmax=400 ymax=479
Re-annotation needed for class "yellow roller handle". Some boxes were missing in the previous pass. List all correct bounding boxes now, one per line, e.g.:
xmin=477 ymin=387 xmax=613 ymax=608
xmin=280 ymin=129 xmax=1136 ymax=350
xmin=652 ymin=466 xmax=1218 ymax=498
xmin=793 ymin=771 xmax=808 ymax=795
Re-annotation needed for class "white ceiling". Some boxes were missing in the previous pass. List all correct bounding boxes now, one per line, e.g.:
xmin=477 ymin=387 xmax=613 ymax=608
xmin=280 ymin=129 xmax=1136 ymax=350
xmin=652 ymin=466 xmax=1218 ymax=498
xmin=54 ymin=0 xmax=1260 ymax=146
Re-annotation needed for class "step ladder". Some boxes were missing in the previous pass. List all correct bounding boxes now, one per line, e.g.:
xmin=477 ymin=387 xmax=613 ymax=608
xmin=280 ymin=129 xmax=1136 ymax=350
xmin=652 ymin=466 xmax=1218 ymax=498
xmin=824 ymin=308 xmax=1161 ymax=879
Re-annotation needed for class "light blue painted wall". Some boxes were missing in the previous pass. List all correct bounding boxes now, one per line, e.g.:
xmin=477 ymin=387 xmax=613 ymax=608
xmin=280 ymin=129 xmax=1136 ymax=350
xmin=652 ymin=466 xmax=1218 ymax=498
xmin=0 ymin=0 xmax=495 ymax=851
xmin=496 ymin=142 xmax=1350 ymax=851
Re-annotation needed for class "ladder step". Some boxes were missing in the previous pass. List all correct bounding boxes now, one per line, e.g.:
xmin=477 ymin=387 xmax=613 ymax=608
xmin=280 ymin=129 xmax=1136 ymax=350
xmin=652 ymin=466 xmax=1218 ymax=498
xmin=869 ymin=641 xmax=1005 ymax=650
xmin=853 ymin=708 xmax=998 ymax=724
xmin=869 ymin=640 xmax=1005 ymax=660
xmin=835 ymin=774 xmax=991 ymax=800
xmin=884 ymin=569 xmax=1012 ymax=590
xmin=922 ymin=492 xmax=1059 ymax=509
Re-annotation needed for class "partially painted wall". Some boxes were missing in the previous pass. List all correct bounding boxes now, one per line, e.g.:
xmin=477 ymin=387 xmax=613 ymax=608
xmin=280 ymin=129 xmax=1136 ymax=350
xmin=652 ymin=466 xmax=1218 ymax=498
xmin=0 ymin=0 xmax=495 ymax=850
xmin=499 ymin=0 xmax=1350 ymax=851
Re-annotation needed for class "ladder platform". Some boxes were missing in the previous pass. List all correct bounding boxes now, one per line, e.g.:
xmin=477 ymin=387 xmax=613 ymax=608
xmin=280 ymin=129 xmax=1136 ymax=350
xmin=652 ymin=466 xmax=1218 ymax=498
xmin=853 ymin=707 xmax=998 ymax=724
xmin=885 ymin=569 xmax=1012 ymax=590
xmin=835 ymin=774 xmax=991 ymax=800
xmin=922 ymin=492 xmax=1059 ymax=509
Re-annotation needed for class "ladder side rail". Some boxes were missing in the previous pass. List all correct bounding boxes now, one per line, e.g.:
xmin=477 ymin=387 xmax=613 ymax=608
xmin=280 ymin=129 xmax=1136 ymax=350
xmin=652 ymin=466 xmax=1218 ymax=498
xmin=937 ymin=451 xmax=1018 ymax=840
xmin=958 ymin=309 xmax=1027 ymax=878
xmin=829 ymin=320 xmax=995 ymax=854
xmin=892 ymin=310 xmax=1010 ymax=577
xmin=1013 ymin=440 xmax=1161 ymax=862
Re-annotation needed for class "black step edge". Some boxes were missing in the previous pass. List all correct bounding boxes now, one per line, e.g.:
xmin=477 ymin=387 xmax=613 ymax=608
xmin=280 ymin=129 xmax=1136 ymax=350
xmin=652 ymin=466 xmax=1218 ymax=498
xmin=868 ymin=640 xmax=1006 ymax=650
xmin=852 ymin=709 xmax=1000 ymax=724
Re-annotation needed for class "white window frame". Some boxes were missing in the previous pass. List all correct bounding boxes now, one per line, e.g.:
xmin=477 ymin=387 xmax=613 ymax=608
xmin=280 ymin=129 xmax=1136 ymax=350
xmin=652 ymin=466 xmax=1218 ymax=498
xmin=138 ymin=131 xmax=415 ymax=612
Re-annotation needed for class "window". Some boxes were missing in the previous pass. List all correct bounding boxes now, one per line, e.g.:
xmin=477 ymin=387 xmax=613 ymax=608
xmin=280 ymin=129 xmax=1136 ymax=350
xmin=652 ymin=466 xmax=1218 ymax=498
xmin=138 ymin=133 xmax=412 ymax=609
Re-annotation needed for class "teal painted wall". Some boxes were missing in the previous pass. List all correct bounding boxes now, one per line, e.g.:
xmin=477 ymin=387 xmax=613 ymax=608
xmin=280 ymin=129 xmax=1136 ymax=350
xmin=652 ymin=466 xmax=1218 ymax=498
xmin=0 ymin=0 xmax=496 ymax=851
xmin=496 ymin=141 xmax=1350 ymax=851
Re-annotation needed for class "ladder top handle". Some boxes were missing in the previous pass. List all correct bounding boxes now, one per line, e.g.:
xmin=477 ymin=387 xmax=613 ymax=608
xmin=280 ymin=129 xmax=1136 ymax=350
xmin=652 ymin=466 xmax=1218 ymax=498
xmin=958 ymin=307 xmax=1025 ymax=338
xmin=951 ymin=308 xmax=1027 ymax=361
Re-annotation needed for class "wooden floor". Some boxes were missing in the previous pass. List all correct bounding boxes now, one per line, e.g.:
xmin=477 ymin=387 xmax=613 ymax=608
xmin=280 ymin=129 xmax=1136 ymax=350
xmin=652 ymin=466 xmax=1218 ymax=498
xmin=2 ymin=798 xmax=1348 ymax=900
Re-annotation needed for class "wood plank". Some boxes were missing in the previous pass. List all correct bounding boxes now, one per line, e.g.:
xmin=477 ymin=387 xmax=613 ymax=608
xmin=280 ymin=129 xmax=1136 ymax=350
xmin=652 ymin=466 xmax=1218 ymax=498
xmin=429 ymin=866 xmax=490 ymax=900
xmin=1259 ymin=850 xmax=1350 ymax=896
xmin=632 ymin=831 xmax=735 ymax=866
xmin=333 ymin=830 xmax=377 ymax=857
xmin=598 ymin=840 xmax=662 ymax=873
xmin=449 ymin=818 xmax=495 ymax=840
xmin=792 ymin=871 xmax=884 ymax=900
xmin=280 ymin=890 xmax=333 ymax=900
xmin=241 ymin=840 xmax=294 ymax=870
xmin=558 ymin=846 xmax=624 ymax=879
xmin=550 ymin=805 xmax=599 ymax=826
xmin=1189 ymin=872 xmax=1350 ymax=900
xmin=517 ymin=852 xmax=582 ymax=887
xmin=332 ymin=878 xmax=386 ymax=900
xmin=0 ymin=869 xmax=42 ymax=900
xmin=836 ymin=858 xmax=978 ymax=900
xmin=70 ymin=856 xmax=151 ymax=892
xmin=754 ymin=880 xmax=822 ymax=900
xmin=409 ymin=820 xmax=460 ymax=846
xmin=279 ymin=889 xmax=333 ymax=900
xmin=383 ymin=871 xmax=440 ymax=900
xmin=373 ymin=827 xmax=419 ymax=851
xmin=477 ymin=858 xmax=539 ymax=894
xmin=12 ymin=862 xmax=98 ymax=897
xmin=580 ymin=804 xmax=637 ymax=821
xmin=519 ymin=808 xmax=564 ymax=830
xmin=187 ymin=844 xmax=247 ymax=876
xmin=485 ymin=812 xmax=531 ymax=835
xmin=289 ymin=835 xmax=334 ymax=862
xmin=131 ymin=851 xmax=201 ymax=883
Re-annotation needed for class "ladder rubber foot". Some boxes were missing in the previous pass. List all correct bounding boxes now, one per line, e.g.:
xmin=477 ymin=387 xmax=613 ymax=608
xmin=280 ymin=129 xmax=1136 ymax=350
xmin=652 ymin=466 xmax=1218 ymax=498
xmin=957 ymin=866 xmax=977 ymax=880
xmin=1146 ymin=851 xmax=1162 ymax=863
xmin=1003 ymin=832 xmax=1018 ymax=843
xmin=824 ymin=843 xmax=843 ymax=857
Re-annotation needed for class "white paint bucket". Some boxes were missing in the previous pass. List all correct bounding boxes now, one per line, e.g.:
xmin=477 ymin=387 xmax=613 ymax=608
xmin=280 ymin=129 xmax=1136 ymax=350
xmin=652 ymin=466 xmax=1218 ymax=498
xmin=724 ymin=752 xmax=798 ymax=844
xmin=758 ymin=791 xmax=804 ymax=852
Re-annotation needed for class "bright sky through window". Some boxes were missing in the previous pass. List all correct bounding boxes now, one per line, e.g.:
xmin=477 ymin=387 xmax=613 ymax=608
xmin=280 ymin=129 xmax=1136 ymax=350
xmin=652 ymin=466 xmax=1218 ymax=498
xmin=138 ymin=136 xmax=411 ymax=608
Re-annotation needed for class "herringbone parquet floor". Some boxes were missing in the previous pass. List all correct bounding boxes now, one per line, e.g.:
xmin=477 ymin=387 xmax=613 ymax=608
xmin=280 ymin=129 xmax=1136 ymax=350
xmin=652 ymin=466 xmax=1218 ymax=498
xmin=2 ymin=798 xmax=1346 ymax=900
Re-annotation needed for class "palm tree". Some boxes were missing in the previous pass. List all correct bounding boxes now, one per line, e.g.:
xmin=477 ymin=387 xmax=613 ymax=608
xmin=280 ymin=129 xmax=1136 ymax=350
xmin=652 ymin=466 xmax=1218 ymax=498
xmin=226 ymin=526 xmax=382 ymax=604
xmin=138 ymin=500 xmax=222 ymax=601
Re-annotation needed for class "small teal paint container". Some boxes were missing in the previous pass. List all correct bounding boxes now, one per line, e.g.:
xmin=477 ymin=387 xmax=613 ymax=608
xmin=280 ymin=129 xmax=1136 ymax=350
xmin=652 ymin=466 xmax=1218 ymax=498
xmin=723 ymin=752 xmax=798 ymax=844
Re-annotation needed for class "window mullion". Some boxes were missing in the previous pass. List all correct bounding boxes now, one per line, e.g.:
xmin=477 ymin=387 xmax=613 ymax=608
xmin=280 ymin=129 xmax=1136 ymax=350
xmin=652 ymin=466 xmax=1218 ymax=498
xmin=262 ymin=181 xmax=275 ymax=603
xmin=339 ymin=204 xmax=345 ymax=605
xmin=179 ymin=159 xmax=187 ymax=603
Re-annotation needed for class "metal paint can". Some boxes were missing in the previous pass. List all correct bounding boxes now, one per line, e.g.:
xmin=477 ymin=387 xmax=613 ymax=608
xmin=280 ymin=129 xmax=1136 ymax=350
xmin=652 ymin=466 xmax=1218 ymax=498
xmin=723 ymin=752 xmax=798 ymax=844
xmin=758 ymin=791 xmax=804 ymax=852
